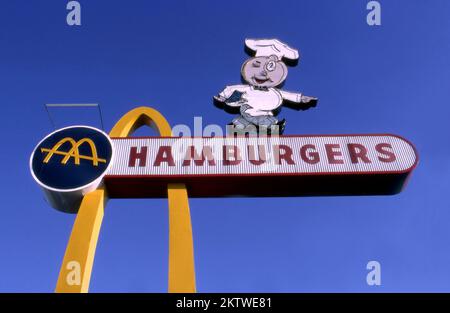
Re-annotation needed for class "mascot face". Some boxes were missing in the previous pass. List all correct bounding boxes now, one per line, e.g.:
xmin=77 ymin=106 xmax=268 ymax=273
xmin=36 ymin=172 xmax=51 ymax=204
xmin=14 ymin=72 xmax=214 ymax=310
xmin=241 ymin=55 xmax=288 ymax=88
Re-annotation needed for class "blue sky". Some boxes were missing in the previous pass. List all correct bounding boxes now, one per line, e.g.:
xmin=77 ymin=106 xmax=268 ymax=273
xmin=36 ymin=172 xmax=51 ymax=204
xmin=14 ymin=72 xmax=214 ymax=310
xmin=0 ymin=0 xmax=449 ymax=292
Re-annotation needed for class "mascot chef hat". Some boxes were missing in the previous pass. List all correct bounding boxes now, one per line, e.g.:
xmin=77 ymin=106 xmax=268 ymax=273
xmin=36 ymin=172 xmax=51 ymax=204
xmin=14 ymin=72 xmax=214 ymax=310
xmin=244 ymin=38 xmax=300 ymax=65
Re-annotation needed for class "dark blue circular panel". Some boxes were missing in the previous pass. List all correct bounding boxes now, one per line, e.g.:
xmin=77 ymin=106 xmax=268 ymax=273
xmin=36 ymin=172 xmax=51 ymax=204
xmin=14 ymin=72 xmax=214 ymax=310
xmin=31 ymin=126 xmax=113 ymax=190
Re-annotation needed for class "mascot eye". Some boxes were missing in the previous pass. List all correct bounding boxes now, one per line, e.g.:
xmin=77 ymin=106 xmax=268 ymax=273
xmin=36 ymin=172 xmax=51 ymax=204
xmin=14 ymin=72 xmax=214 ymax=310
xmin=266 ymin=61 xmax=276 ymax=72
xmin=252 ymin=60 xmax=261 ymax=67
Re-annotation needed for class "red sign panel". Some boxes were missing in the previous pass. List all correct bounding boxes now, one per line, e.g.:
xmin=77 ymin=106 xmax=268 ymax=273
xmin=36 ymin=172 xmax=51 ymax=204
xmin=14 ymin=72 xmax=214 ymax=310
xmin=104 ymin=134 xmax=418 ymax=198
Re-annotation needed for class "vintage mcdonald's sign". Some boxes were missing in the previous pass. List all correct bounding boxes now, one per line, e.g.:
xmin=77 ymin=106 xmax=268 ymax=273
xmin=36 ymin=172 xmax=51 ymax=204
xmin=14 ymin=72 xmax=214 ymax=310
xmin=29 ymin=107 xmax=418 ymax=294
xmin=29 ymin=37 xmax=421 ymax=295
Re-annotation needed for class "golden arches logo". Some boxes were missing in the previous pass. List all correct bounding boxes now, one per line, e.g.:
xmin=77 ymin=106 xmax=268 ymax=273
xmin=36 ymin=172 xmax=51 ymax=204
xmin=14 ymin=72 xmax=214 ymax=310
xmin=40 ymin=137 xmax=106 ymax=166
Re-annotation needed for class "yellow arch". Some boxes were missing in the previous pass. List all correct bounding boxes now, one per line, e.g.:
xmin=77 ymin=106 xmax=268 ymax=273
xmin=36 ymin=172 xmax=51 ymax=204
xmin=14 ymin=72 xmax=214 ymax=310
xmin=61 ymin=138 xmax=104 ymax=166
xmin=41 ymin=137 xmax=106 ymax=166
xmin=109 ymin=106 xmax=172 ymax=137
xmin=42 ymin=137 xmax=77 ymax=163
xmin=55 ymin=107 xmax=196 ymax=293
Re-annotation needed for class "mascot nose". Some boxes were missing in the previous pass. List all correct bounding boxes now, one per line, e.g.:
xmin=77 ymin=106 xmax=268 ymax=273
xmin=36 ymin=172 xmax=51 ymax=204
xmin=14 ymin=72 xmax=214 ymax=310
xmin=260 ymin=70 xmax=268 ymax=76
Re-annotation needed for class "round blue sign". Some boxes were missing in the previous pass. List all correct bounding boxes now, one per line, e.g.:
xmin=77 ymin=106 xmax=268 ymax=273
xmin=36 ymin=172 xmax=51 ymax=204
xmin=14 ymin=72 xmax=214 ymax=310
xmin=30 ymin=126 xmax=114 ymax=191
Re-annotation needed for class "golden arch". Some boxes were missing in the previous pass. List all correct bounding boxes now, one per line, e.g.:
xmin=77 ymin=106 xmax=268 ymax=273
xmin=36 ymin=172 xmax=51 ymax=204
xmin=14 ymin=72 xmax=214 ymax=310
xmin=55 ymin=107 xmax=196 ymax=293
xmin=41 ymin=137 xmax=106 ymax=166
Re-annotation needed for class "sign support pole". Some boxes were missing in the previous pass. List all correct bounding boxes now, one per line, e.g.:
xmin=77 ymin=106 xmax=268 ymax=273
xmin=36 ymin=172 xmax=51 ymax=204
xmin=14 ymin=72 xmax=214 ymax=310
xmin=55 ymin=187 xmax=106 ymax=293
xmin=168 ymin=183 xmax=196 ymax=292
xmin=109 ymin=106 xmax=196 ymax=293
